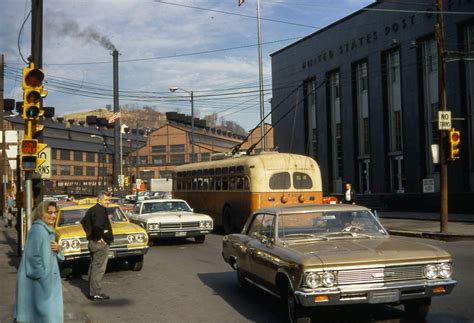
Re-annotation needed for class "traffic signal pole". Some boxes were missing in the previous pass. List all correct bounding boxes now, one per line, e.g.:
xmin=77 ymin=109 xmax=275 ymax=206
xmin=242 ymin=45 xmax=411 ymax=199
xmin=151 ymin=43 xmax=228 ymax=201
xmin=436 ymin=0 xmax=449 ymax=233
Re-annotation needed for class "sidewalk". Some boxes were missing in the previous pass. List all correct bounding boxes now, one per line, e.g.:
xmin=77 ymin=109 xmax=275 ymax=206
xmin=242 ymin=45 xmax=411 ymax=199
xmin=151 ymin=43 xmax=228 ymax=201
xmin=0 ymin=218 xmax=90 ymax=323
xmin=379 ymin=211 xmax=474 ymax=241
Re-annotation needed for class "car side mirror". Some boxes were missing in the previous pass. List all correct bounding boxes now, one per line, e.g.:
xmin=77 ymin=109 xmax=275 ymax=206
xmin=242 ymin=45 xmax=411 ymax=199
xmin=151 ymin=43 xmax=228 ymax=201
xmin=190 ymin=208 xmax=194 ymax=212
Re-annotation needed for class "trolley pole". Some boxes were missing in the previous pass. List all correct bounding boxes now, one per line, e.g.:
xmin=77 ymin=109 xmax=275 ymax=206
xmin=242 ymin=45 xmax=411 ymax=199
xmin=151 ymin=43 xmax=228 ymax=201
xmin=436 ymin=0 xmax=449 ymax=233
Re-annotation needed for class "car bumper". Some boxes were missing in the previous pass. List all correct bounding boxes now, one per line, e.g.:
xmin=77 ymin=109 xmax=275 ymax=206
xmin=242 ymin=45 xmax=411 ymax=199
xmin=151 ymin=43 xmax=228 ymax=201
xmin=148 ymin=230 xmax=212 ymax=238
xmin=294 ymin=279 xmax=457 ymax=307
xmin=63 ymin=246 xmax=148 ymax=262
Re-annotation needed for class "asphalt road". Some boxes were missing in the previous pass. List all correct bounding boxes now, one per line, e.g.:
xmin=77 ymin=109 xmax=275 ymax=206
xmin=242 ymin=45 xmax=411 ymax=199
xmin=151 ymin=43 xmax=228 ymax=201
xmin=61 ymin=234 xmax=474 ymax=323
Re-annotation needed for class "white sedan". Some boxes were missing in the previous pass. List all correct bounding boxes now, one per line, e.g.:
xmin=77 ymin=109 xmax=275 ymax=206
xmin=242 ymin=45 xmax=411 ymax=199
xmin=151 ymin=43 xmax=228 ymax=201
xmin=128 ymin=199 xmax=213 ymax=243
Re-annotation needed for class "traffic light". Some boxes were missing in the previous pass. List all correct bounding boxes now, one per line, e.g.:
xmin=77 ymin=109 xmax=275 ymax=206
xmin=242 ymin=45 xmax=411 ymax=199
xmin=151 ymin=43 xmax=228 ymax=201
xmin=22 ymin=64 xmax=47 ymax=124
xmin=19 ymin=139 xmax=47 ymax=170
xmin=448 ymin=128 xmax=460 ymax=161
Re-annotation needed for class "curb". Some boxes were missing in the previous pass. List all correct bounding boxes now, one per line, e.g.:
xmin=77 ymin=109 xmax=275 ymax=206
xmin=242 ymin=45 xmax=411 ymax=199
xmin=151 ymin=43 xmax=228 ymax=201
xmin=387 ymin=229 xmax=474 ymax=242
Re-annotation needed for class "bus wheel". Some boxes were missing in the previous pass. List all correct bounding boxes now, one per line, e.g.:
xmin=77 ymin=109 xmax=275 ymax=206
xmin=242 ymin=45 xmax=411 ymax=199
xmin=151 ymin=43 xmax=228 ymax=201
xmin=223 ymin=206 xmax=233 ymax=234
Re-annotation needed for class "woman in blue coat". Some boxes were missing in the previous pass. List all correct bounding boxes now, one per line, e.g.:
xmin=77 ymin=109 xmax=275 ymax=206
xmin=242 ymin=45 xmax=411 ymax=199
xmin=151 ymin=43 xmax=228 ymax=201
xmin=14 ymin=200 xmax=64 ymax=323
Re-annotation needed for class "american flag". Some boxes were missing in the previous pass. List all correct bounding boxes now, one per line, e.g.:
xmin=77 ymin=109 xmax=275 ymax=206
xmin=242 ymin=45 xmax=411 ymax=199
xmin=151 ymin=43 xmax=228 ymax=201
xmin=108 ymin=112 xmax=121 ymax=123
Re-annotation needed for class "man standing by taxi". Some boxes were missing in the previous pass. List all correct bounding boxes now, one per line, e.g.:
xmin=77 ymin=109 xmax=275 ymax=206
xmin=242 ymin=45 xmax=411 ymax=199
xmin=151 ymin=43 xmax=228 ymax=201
xmin=81 ymin=191 xmax=113 ymax=301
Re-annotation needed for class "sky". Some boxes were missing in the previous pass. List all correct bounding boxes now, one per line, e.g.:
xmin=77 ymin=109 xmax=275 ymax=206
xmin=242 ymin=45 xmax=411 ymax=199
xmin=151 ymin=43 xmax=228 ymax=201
xmin=1 ymin=0 xmax=373 ymax=131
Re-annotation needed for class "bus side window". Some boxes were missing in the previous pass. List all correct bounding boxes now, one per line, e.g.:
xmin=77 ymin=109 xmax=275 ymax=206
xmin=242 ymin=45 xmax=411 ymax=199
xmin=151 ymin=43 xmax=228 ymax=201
xmin=236 ymin=176 xmax=243 ymax=190
xmin=215 ymin=177 xmax=222 ymax=190
xmin=243 ymin=176 xmax=250 ymax=191
xmin=229 ymin=176 xmax=236 ymax=190
xmin=222 ymin=176 xmax=228 ymax=190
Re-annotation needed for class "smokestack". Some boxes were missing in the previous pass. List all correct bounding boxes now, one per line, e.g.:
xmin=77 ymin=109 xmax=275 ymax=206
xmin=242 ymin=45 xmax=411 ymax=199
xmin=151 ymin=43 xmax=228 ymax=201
xmin=112 ymin=50 xmax=121 ymax=186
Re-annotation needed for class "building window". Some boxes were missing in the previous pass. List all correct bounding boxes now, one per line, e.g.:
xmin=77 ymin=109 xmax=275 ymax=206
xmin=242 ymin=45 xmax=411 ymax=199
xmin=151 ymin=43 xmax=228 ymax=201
xmin=355 ymin=61 xmax=370 ymax=156
xmin=422 ymin=37 xmax=439 ymax=179
xmin=152 ymin=145 xmax=166 ymax=153
xmin=60 ymin=165 xmax=70 ymax=175
xmin=152 ymin=155 xmax=166 ymax=165
xmin=328 ymin=71 xmax=343 ymax=192
xmin=386 ymin=49 xmax=405 ymax=193
xmin=201 ymin=153 xmax=210 ymax=161
xmin=74 ymin=166 xmax=83 ymax=176
xmin=170 ymin=154 xmax=185 ymax=164
xmin=86 ymin=166 xmax=95 ymax=177
xmin=86 ymin=152 xmax=95 ymax=162
xmin=60 ymin=150 xmax=70 ymax=161
xmin=189 ymin=153 xmax=197 ymax=163
xmin=170 ymin=144 xmax=185 ymax=152
xmin=51 ymin=165 xmax=57 ymax=176
xmin=304 ymin=79 xmax=318 ymax=160
xmin=138 ymin=156 xmax=147 ymax=165
xmin=52 ymin=149 xmax=58 ymax=160
xmin=74 ymin=151 xmax=83 ymax=161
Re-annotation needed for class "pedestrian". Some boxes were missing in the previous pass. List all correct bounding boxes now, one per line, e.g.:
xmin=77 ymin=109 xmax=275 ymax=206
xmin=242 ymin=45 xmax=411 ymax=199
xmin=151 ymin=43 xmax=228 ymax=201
xmin=14 ymin=200 xmax=64 ymax=322
xmin=80 ymin=191 xmax=113 ymax=301
xmin=343 ymin=183 xmax=356 ymax=204
xmin=5 ymin=192 xmax=16 ymax=228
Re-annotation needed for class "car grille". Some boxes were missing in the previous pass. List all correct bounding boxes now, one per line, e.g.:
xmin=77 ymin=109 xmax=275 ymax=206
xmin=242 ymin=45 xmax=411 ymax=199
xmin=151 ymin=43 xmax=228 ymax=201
xmin=337 ymin=265 xmax=425 ymax=285
xmin=111 ymin=234 xmax=130 ymax=248
xmin=159 ymin=222 xmax=200 ymax=230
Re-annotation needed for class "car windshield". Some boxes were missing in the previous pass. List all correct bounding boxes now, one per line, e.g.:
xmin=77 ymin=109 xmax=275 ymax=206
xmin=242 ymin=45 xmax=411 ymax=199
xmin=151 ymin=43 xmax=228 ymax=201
xmin=141 ymin=201 xmax=191 ymax=214
xmin=277 ymin=210 xmax=387 ymax=239
xmin=56 ymin=206 xmax=128 ymax=227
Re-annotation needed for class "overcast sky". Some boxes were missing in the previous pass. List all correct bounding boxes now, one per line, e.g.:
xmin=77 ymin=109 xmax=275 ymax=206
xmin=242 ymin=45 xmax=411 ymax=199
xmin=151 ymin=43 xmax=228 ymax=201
xmin=1 ymin=0 xmax=373 ymax=131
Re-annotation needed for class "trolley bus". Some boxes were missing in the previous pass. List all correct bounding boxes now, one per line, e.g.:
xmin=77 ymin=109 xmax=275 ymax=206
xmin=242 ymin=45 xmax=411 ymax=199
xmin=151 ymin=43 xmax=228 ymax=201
xmin=173 ymin=152 xmax=323 ymax=233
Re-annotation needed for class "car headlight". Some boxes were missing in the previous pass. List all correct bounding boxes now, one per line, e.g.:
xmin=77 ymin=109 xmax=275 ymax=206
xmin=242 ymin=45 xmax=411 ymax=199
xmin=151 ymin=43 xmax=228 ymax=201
xmin=206 ymin=221 xmax=213 ymax=228
xmin=305 ymin=272 xmax=321 ymax=288
xmin=424 ymin=264 xmax=438 ymax=279
xmin=321 ymin=272 xmax=336 ymax=287
xmin=60 ymin=239 xmax=70 ymax=250
xmin=71 ymin=239 xmax=81 ymax=250
xmin=135 ymin=233 xmax=146 ymax=243
xmin=437 ymin=263 xmax=452 ymax=279
xmin=127 ymin=235 xmax=135 ymax=243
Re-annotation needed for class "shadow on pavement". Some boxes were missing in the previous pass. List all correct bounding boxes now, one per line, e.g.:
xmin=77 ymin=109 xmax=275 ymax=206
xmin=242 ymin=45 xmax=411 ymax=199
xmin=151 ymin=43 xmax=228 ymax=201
xmin=197 ymin=271 xmax=467 ymax=323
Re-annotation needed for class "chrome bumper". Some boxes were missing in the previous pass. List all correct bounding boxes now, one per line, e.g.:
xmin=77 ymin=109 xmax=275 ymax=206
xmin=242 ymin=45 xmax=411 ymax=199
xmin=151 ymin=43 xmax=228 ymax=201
xmin=294 ymin=279 xmax=457 ymax=307
xmin=64 ymin=246 xmax=148 ymax=261
xmin=148 ymin=230 xmax=211 ymax=238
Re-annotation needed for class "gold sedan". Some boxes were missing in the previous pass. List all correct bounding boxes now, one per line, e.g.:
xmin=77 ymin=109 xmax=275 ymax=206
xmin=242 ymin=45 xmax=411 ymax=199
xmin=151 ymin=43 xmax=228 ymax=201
xmin=222 ymin=204 xmax=456 ymax=322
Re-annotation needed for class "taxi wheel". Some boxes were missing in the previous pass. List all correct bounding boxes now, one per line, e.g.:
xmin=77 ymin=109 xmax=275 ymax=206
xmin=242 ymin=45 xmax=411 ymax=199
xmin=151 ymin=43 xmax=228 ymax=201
xmin=128 ymin=255 xmax=144 ymax=271
xmin=195 ymin=235 xmax=206 ymax=243
xmin=404 ymin=297 xmax=431 ymax=320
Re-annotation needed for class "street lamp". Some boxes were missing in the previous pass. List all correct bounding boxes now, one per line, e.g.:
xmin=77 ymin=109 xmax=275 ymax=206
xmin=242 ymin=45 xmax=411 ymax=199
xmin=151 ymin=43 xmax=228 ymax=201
xmin=169 ymin=87 xmax=195 ymax=163
xmin=90 ymin=135 xmax=107 ymax=192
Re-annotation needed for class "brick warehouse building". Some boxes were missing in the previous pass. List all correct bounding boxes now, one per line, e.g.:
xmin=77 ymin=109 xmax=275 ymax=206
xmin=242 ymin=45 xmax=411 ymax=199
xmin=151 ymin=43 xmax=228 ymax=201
xmin=4 ymin=112 xmax=273 ymax=196
xmin=270 ymin=0 xmax=474 ymax=212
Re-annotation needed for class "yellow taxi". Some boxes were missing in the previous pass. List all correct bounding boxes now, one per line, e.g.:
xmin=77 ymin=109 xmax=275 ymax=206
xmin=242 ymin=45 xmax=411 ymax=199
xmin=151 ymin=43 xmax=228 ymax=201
xmin=55 ymin=203 xmax=149 ymax=276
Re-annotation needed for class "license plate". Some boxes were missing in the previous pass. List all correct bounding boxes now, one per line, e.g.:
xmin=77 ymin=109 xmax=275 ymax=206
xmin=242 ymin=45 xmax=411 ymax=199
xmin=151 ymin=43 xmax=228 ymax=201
xmin=369 ymin=289 xmax=399 ymax=304
xmin=175 ymin=232 xmax=187 ymax=237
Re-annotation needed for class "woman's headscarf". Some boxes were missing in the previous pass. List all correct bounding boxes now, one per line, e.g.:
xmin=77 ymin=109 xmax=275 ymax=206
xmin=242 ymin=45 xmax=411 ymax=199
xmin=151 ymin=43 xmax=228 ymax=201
xmin=32 ymin=200 xmax=58 ymax=222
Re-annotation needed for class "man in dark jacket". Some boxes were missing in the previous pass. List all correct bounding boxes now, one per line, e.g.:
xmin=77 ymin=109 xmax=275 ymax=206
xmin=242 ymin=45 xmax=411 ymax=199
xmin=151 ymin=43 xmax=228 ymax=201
xmin=81 ymin=191 xmax=113 ymax=301
xmin=343 ymin=183 xmax=356 ymax=205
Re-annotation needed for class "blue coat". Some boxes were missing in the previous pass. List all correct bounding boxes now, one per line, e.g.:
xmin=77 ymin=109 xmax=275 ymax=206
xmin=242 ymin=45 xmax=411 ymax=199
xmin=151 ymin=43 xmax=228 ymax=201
xmin=14 ymin=219 xmax=64 ymax=323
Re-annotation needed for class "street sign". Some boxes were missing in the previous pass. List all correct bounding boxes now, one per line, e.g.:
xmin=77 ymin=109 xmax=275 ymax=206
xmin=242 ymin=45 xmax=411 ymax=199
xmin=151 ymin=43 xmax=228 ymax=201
xmin=422 ymin=178 xmax=435 ymax=193
xmin=438 ymin=111 xmax=452 ymax=130
xmin=38 ymin=147 xmax=51 ymax=179
xmin=118 ymin=174 xmax=125 ymax=187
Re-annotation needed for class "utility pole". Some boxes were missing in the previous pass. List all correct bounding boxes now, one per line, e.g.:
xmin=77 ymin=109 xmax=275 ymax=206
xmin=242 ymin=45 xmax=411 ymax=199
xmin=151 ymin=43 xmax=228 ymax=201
xmin=30 ymin=0 xmax=43 ymax=210
xmin=436 ymin=0 xmax=449 ymax=233
xmin=1 ymin=55 xmax=5 ymax=217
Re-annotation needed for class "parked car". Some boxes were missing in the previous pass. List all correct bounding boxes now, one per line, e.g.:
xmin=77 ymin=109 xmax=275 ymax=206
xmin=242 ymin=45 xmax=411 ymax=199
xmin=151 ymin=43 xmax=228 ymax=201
xmin=222 ymin=204 xmax=456 ymax=322
xmin=128 ymin=199 xmax=213 ymax=243
xmin=55 ymin=203 xmax=149 ymax=276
